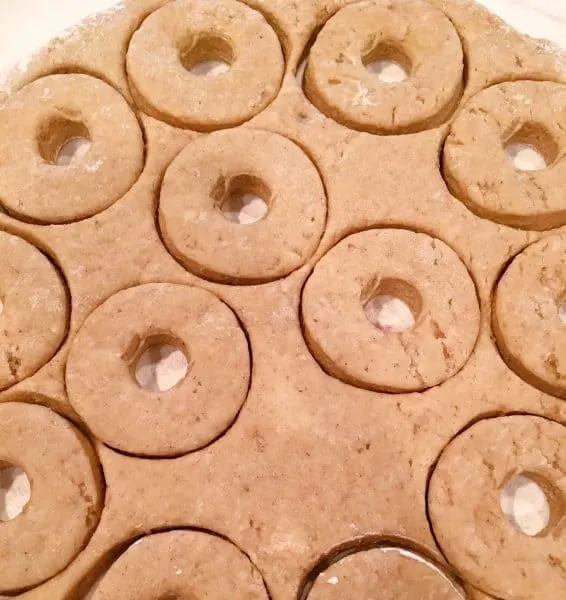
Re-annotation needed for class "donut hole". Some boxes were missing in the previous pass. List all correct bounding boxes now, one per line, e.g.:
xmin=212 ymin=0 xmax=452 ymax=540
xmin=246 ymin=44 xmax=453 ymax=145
xmin=213 ymin=174 xmax=271 ymax=225
xmin=504 ymin=123 xmax=558 ymax=172
xmin=131 ymin=334 xmax=189 ymax=393
xmin=558 ymin=299 xmax=566 ymax=324
xmin=363 ymin=42 xmax=411 ymax=84
xmin=180 ymin=35 xmax=233 ymax=76
xmin=499 ymin=473 xmax=563 ymax=536
xmin=37 ymin=115 xmax=91 ymax=166
xmin=0 ymin=462 xmax=31 ymax=521
xmin=363 ymin=278 xmax=422 ymax=333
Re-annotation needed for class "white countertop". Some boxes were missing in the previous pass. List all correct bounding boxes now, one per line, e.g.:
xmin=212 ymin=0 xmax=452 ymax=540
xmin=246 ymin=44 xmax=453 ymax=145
xmin=0 ymin=0 xmax=565 ymax=76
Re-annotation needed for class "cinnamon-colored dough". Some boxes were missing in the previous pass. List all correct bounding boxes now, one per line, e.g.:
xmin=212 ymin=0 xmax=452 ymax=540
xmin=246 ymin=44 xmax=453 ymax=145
xmin=126 ymin=0 xmax=284 ymax=130
xmin=90 ymin=530 xmax=269 ymax=600
xmin=159 ymin=128 xmax=327 ymax=284
xmin=428 ymin=415 xmax=566 ymax=600
xmin=307 ymin=547 xmax=462 ymax=600
xmin=444 ymin=81 xmax=566 ymax=230
xmin=302 ymin=229 xmax=480 ymax=392
xmin=0 ymin=74 xmax=144 ymax=224
xmin=66 ymin=283 xmax=250 ymax=457
xmin=494 ymin=234 xmax=566 ymax=399
xmin=0 ymin=230 xmax=68 ymax=390
xmin=305 ymin=0 xmax=464 ymax=134
xmin=0 ymin=402 xmax=102 ymax=593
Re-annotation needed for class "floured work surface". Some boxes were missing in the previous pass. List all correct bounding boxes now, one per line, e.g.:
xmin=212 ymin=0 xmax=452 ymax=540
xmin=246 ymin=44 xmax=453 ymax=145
xmin=0 ymin=1 xmax=565 ymax=599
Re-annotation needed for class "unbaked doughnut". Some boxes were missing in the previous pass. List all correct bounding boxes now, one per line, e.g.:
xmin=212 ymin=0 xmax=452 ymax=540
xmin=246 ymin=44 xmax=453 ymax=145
xmin=0 ymin=74 xmax=144 ymax=224
xmin=126 ymin=0 xmax=284 ymax=130
xmin=302 ymin=229 xmax=480 ymax=392
xmin=494 ymin=234 xmax=566 ymax=398
xmin=443 ymin=81 xmax=566 ymax=230
xmin=90 ymin=530 xmax=269 ymax=600
xmin=428 ymin=415 xmax=566 ymax=600
xmin=304 ymin=0 xmax=464 ymax=134
xmin=159 ymin=128 xmax=327 ymax=284
xmin=66 ymin=283 xmax=250 ymax=457
xmin=0 ymin=402 xmax=102 ymax=593
xmin=0 ymin=230 xmax=68 ymax=390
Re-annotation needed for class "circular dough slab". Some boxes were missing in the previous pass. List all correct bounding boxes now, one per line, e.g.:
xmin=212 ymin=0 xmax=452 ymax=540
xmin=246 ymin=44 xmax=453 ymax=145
xmin=428 ymin=415 xmax=566 ymax=600
xmin=307 ymin=547 xmax=462 ymax=600
xmin=90 ymin=530 xmax=269 ymax=600
xmin=159 ymin=128 xmax=327 ymax=284
xmin=0 ymin=74 xmax=144 ymax=224
xmin=301 ymin=229 xmax=480 ymax=392
xmin=0 ymin=402 xmax=103 ymax=593
xmin=66 ymin=283 xmax=250 ymax=457
xmin=304 ymin=0 xmax=464 ymax=134
xmin=126 ymin=0 xmax=284 ymax=130
xmin=0 ymin=230 xmax=68 ymax=390
xmin=494 ymin=234 xmax=566 ymax=398
xmin=443 ymin=81 xmax=566 ymax=230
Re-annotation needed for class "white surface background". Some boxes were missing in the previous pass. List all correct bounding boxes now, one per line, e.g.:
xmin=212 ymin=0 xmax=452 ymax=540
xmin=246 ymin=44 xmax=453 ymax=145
xmin=0 ymin=0 xmax=565 ymax=76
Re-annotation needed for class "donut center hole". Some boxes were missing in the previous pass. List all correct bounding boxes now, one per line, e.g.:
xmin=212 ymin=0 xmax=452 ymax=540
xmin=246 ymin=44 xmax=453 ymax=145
xmin=558 ymin=299 xmax=566 ymax=324
xmin=363 ymin=43 xmax=411 ymax=84
xmin=180 ymin=35 xmax=233 ymax=76
xmin=0 ymin=463 xmax=31 ymax=522
xmin=213 ymin=174 xmax=271 ymax=225
xmin=37 ymin=116 xmax=91 ymax=166
xmin=363 ymin=278 xmax=422 ymax=333
xmin=499 ymin=473 xmax=563 ymax=536
xmin=132 ymin=335 xmax=189 ymax=393
xmin=504 ymin=123 xmax=558 ymax=171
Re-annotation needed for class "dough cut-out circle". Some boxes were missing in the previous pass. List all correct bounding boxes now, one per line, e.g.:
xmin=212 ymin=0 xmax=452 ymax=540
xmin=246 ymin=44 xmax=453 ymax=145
xmin=126 ymin=0 xmax=284 ymax=130
xmin=0 ymin=74 xmax=144 ymax=224
xmin=302 ymin=229 xmax=480 ymax=392
xmin=0 ymin=402 xmax=103 ymax=593
xmin=89 ymin=530 xmax=270 ymax=600
xmin=66 ymin=283 xmax=250 ymax=457
xmin=0 ymin=230 xmax=68 ymax=390
xmin=494 ymin=234 xmax=566 ymax=399
xmin=0 ymin=0 xmax=565 ymax=598
xmin=159 ymin=127 xmax=327 ymax=284
xmin=306 ymin=546 xmax=463 ymax=599
xmin=428 ymin=415 xmax=566 ymax=600
xmin=305 ymin=0 xmax=464 ymax=134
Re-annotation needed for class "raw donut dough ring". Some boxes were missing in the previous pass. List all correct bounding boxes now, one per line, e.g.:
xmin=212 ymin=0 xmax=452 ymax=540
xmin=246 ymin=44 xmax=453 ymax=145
xmin=0 ymin=402 xmax=103 ymax=593
xmin=90 ymin=530 xmax=269 ymax=600
xmin=307 ymin=547 xmax=462 ymax=600
xmin=443 ymin=81 xmax=566 ymax=230
xmin=0 ymin=74 xmax=144 ymax=224
xmin=126 ymin=0 xmax=284 ymax=130
xmin=304 ymin=0 xmax=464 ymax=135
xmin=301 ymin=229 xmax=480 ymax=392
xmin=494 ymin=234 xmax=566 ymax=399
xmin=428 ymin=415 xmax=566 ymax=600
xmin=159 ymin=128 xmax=327 ymax=284
xmin=66 ymin=283 xmax=250 ymax=457
xmin=0 ymin=230 xmax=69 ymax=390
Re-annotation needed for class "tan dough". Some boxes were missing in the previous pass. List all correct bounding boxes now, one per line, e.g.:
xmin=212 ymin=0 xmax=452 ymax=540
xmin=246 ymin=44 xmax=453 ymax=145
xmin=494 ymin=234 xmax=566 ymax=399
xmin=307 ymin=547 xmax=462 ymax=600
xmin=0 ymin=230 xmax=68 ymax=390
xmin=444 ymin=81 xmax=566 ymax=230
xmin=126 ymin=0 xmax=284 ymax=130
xmin=90 ymin=530 xmax=269 ymax=600
xmin=0 ymin=74 xmax=144 ymax=224
xmin=159 ymin=128 xmax=327 ymax=284
xmin=428 ymin=415 xmax=566 ymax=600
xmin=305 ymin=0 xmax=464 ymax=134
xmin=66 ymin=283 xmax=250 ymax=457
xmin=302 ymin=229 xmax=480 ymax=392
xmin=0 ymin=402 xmax=102 ymax=593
